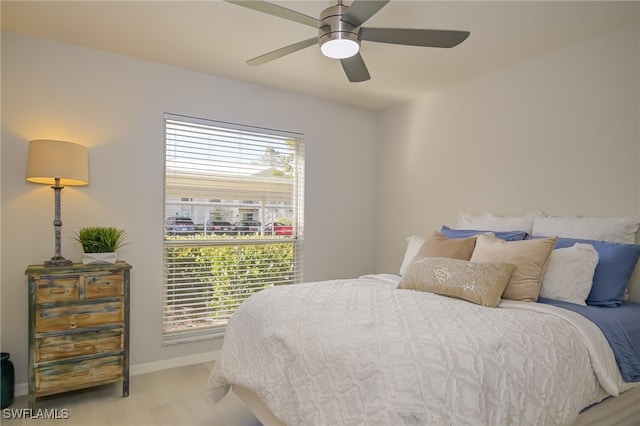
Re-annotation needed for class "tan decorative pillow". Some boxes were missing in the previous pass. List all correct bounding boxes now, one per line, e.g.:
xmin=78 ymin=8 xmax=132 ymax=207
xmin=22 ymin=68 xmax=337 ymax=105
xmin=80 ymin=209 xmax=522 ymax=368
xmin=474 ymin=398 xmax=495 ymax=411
xmin=470 ymin=234 xmax=558 ymax=302
xmin=417 ymin=231 xmax=477 ymax=261
xmin=398 ymin=257 xmax=516 ymax=307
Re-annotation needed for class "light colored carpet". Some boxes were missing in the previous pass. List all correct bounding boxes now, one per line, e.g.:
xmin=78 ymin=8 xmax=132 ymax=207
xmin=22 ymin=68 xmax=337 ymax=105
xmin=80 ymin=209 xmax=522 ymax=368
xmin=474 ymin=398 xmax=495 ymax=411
xmin=2 ymin=362 xmax=260 ymax=426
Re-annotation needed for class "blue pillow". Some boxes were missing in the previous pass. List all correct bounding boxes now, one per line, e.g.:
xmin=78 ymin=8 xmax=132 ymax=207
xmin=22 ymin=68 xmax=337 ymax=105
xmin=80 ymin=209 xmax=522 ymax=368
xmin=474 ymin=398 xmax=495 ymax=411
xmin=528 ymin=236 xmax=640 ymax=307
xmin=441 ymin=226 xmax=528 ymax=242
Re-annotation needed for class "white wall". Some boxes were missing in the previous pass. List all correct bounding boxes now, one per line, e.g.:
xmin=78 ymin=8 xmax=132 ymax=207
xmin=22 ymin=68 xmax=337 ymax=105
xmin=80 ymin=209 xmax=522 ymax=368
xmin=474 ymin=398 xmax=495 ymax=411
xmin=374 ymin=23 xmax=640 ymax=286
xmin=0 ymin=33 xmax=378 ymax=385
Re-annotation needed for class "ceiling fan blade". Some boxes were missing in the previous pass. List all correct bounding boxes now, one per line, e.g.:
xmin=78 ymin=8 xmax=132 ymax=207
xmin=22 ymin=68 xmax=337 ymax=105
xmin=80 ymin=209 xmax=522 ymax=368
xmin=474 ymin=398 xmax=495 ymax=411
xmin=360 ymin=27 xmax=470 ymax=48
xmin=340 ymin=53 xmax=370 ymax=82
xmin=341 ymin=0 xmax=390 ymax=27
xmin=247 ymin=38 xmax=318 ymax=66
xmin=225 ymin=0 xmax=325 ymax=28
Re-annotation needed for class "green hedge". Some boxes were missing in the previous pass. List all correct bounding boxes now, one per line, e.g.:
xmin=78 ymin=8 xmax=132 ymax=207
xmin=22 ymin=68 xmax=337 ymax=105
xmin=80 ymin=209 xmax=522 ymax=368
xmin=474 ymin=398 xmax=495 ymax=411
xmin=165 ymin=240 xmax=295 ymax=320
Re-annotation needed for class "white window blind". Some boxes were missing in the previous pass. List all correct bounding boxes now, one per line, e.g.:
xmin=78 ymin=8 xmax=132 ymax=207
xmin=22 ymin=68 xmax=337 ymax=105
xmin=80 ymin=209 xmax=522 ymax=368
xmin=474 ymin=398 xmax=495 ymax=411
xmin=163 ymin=113 xmax=304 ymax=344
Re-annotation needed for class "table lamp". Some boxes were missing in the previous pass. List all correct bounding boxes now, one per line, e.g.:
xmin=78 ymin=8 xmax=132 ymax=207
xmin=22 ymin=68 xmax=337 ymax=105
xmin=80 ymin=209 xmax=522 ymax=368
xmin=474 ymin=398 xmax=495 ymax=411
xmin=26 ymin=139 xmax=89 ymax=266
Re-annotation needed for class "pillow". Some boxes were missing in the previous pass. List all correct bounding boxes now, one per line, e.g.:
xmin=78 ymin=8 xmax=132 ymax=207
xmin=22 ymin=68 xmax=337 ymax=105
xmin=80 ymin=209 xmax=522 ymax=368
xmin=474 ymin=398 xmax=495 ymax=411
xmin=532 ymin=215 xmax=639 ymax=244
xmin=540 ymin=243 xmax=599 ymax=305
xmin=417 ymin=231 xmax=476 ymax=261
xmin=470 ymin=234 xmax=557 ymax=302
xmin=441 ymin=226 xmax=527 ymax=242
xmin=398 ymin=256 xmax=516 ymax=308
xmin=399 ymin=235 xmax=426 ymax=275
xmin=456 ymin=211 xmax=542 ymax=233
xmin=550 ymin=237 xmax=640 ymax=307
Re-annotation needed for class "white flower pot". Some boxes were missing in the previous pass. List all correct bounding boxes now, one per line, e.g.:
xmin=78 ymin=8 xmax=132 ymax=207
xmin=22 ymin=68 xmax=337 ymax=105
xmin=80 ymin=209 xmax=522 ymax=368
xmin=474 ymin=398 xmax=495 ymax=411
xmin=82 ymin=252 xmax=118 ymax=265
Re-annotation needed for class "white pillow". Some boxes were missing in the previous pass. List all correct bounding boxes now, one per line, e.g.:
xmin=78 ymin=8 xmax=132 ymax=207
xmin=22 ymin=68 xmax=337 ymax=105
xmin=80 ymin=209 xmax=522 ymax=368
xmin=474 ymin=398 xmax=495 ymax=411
xmin=532 ymin=215 xmax=639 ymax=244
xmin=399 ymin=235 xmax=425 ymax=275
xmin=540 ymin=243 xmax=599 ymax=305
xmin=456 ymin=212 xmax=542 ymax=233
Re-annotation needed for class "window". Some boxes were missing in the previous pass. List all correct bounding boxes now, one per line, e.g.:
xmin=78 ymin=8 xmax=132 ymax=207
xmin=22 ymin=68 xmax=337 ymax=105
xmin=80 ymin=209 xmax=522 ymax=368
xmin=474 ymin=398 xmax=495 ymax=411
xmin=163 ymin=113 xmax=304 ymax=344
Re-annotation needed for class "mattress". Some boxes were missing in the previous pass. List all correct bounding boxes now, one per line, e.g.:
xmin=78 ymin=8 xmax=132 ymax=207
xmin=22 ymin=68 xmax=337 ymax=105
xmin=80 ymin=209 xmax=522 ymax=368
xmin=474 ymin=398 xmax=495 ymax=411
xmin=208 ymin=274 xmax=638 ymax=425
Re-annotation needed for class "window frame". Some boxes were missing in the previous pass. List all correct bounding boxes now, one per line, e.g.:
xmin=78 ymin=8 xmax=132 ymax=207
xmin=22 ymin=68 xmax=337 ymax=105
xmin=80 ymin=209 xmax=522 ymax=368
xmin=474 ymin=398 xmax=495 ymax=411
xmin=162 ymin=113 xmax=305 ymax=344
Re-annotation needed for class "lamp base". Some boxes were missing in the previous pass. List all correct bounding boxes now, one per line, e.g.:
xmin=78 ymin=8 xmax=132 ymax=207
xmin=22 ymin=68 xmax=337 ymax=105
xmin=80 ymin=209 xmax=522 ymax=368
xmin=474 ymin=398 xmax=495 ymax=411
xmin=45 ymin=256 xmax=73 ymax=267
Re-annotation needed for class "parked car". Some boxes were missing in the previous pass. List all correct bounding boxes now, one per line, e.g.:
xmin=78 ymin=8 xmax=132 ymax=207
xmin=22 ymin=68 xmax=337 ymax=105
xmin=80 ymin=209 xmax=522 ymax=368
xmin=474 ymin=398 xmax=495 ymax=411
xmin=266 ymin=222 xmax=293 ymax=236
xmin=165 ymin=217 xmax=196 ymax=235
xmin=206 ymin=221 xmax=234 ymax=235
xmin=233 ymin=220 xmax=262 ymax=235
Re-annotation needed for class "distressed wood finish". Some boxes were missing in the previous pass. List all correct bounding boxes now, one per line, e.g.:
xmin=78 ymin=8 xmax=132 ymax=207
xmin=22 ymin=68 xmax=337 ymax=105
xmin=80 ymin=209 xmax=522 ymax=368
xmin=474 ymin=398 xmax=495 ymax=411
xmin=36 ymin=302 xmax=124 ymax=332
xmin=85 ymin=273 xmax=124 ymax=299
xmin=35 ymin=276 xmax=79 ymax=303
xmin=36 ymin=328 xmax=124 ymax=362
xmin=26 ymin=262 xmax=132 ymax=408
xmin=35 ymin=355 xmax=124 ymax=395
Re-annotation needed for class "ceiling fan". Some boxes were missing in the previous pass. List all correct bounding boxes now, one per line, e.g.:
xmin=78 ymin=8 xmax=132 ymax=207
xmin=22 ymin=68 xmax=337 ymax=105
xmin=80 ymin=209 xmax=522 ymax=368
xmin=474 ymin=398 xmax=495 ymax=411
xmin=225 ymin=0 xmax=470 ymax=83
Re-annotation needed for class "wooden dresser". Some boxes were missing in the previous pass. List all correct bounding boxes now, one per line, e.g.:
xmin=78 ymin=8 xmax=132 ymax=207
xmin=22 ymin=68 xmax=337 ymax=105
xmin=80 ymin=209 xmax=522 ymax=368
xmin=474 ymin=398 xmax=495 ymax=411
xmin=25 ymin=261 xmax=132 ymax=408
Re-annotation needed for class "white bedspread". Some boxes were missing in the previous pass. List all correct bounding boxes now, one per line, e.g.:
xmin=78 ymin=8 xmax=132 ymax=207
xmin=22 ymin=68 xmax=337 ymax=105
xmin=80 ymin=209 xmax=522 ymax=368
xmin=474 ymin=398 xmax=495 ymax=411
xmin=207 ymin=274 xmax=635 ymax=425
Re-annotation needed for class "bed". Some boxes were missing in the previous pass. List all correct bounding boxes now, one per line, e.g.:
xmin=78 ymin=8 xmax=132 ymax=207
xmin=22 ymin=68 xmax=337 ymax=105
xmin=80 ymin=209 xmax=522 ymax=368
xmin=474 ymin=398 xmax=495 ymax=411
xmin=207 ymin=213 xmax=640 ymax=425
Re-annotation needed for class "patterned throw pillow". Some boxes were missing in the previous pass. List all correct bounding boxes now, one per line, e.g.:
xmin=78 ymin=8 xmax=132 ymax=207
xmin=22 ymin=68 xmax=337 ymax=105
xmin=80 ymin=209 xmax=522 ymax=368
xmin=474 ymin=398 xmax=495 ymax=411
xmin=398 ymin=257 xmax=516 ymax=308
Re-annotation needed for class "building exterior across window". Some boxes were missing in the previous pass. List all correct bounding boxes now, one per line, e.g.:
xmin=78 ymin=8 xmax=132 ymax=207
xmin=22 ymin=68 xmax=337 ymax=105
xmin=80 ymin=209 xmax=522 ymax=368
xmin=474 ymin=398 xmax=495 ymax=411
xmin=163 ymin=113 xmax=304 ymax=343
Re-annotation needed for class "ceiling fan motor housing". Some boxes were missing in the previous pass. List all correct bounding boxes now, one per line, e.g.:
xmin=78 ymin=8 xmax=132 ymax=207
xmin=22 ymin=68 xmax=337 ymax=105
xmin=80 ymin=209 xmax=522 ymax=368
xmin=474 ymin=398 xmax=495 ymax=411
xmin=318 ymin=3 xmax=360 ymax=58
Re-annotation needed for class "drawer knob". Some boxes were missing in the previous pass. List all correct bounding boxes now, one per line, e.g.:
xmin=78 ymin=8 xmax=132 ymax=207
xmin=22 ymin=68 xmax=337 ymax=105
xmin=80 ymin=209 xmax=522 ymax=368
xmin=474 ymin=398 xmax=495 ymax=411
xmin=49 ymin=289 xmax=67 ymax=294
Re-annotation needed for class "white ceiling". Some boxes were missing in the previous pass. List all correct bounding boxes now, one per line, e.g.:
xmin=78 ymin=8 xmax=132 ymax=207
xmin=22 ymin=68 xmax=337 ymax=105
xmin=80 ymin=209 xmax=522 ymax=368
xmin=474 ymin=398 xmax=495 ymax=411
xmin=2 ymin=1 xmax=638 ymax=111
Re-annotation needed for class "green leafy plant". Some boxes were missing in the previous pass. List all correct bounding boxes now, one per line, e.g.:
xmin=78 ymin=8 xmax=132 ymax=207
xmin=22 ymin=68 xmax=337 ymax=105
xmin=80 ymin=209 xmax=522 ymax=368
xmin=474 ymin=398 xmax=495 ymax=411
xmin=74 ymin=227 xmax=128 ymax=253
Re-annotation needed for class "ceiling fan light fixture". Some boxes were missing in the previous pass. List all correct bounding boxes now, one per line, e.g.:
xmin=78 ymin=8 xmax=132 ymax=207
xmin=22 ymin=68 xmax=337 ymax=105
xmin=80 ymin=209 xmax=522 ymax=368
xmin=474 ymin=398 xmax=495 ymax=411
xmin=318 ymin=3 xmax=360 ymax=59
xmin=320 ymin=37 xmax=359 ymax=59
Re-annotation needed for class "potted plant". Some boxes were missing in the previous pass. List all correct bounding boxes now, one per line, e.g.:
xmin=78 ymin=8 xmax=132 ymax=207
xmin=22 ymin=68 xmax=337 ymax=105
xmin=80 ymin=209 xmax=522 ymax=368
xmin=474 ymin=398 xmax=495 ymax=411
xmin=74 ymin=226 xmax=127 ymax=264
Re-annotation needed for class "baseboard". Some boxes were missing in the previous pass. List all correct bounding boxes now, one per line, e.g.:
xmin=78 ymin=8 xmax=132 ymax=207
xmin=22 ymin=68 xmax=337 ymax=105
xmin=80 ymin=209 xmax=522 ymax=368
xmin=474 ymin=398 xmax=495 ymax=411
xmin=130 ymin=351 xmax=219 ymax=376
xmin=15 ymin=383 xmax=28 ymax=397
xmin=14 ymin=351 xmax=220 ymax=396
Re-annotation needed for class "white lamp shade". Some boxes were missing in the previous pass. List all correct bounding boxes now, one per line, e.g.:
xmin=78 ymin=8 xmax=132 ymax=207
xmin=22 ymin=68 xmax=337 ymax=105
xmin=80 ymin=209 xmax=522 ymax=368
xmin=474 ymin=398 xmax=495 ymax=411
xmin=320 ymin=39 xmax=360 ymax=59
xmin=26 ymin=139 xmax=89 ymax=186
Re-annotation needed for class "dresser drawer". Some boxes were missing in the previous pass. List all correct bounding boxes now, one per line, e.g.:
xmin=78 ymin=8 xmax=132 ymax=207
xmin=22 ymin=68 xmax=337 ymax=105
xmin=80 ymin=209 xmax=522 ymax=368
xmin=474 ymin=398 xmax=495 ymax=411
xmin=35 ymin=355 xmax=124 ymax=394
xmin=35 ymin=276 xmax=79 ymax=303
xmin=26 ymin=261 xmax=132 ymax=408
xmin=85 ymin=273 xmax=124 ymax=299
xmin=36 ymin=302 xmax=124 ymax=332
xmin=36 ymin=328 xmax=124 ymax=362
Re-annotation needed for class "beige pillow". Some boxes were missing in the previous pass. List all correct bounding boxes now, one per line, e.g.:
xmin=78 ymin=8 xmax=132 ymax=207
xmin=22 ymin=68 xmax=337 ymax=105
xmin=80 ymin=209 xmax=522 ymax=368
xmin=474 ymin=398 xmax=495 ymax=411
xmin=417 ymin=231 xmax=477 ymax=261
xmin=470 ymin=234 xmax=557 ymax=302
xmin=398 ymin=256 xmax=516 ymax=308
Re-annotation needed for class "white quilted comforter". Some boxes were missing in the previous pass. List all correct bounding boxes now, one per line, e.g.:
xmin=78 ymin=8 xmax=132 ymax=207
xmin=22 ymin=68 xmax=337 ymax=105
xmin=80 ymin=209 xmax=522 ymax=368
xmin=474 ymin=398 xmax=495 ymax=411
xmin=207 ymin=274 xmax=636 ymax=425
